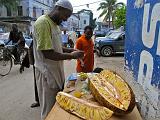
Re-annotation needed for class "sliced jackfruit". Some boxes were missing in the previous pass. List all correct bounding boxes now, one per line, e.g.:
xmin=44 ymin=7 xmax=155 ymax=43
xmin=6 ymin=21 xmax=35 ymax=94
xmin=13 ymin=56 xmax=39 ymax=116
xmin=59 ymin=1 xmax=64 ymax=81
xmin=56 ymin=92 xmax=113 ymax=120
xmin=89 ymin=70 xmax=135 ymax=115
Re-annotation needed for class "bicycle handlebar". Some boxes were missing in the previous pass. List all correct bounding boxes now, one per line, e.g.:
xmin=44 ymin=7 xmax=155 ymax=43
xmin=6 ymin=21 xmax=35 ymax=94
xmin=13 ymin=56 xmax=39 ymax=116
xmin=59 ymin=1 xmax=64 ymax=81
xmin=5 ymin=43 xmax=19 ymax=48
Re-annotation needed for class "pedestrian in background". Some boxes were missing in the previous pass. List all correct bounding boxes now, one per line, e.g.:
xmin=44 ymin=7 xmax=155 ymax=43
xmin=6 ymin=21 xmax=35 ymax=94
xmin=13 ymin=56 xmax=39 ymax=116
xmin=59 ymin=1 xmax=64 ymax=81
xmin=33 ymin=0 xmax=84 ymax=119
xmin=18 ymin=31 xmax=28 ymax=73
xmin=75 ymin=26 xmax=94 ymax=73
xmin=61 ymin=30 xmax=68 ymax=47
xmin=6 ymin=24 xmax=23 ymax=64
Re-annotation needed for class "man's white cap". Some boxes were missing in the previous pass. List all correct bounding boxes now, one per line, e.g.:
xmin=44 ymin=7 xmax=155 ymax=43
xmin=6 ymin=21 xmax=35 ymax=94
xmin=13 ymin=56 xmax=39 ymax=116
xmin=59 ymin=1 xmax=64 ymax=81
xmin=55 ymin=0 xmax=73 ymax=12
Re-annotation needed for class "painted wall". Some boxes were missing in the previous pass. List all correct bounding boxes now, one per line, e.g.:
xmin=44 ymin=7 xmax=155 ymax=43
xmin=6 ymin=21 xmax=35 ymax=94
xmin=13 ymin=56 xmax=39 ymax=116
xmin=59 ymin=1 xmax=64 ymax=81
xmin=28 ymin=0 xmax=53 ymax=32
xmin=79 ymin=13 xmax=90 ymax=30
xmin=125 ymin=0 xmax=160 ymax=119
xmin=67 ymin=15 xmax=79 ymax=31
xmin=0 ymin=0 xmax=53 ymax=18
xmin=32 ymin=0 xmax=52 ymax=18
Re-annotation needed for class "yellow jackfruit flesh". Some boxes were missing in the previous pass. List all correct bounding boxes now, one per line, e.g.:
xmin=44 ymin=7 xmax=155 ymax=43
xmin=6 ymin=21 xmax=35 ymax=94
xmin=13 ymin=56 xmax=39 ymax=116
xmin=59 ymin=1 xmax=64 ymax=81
xmin=56 ymin=92 xmax=113 ymax=120
xmin=89 ymin=70 xmax=135 ymax=115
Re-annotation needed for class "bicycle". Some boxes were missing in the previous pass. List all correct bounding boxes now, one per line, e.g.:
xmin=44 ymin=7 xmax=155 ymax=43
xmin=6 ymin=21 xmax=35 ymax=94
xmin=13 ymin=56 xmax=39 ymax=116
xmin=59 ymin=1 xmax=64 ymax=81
xmin=0 ymin=44 xmax=26 ymax=76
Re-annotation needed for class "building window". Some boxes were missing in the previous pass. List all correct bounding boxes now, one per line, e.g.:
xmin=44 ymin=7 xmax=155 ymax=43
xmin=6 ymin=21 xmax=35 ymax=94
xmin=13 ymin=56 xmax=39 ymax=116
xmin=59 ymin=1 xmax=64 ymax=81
xmin=84 ymin=20 xmax=86 ymax=24
xmin=18 ymin=6 xmax=23 ymax=16
xmin=47 ymin=0 xmax=49 ymax=4
xmin=42 ymin=10 xmax=44 ymax=15
xmin=26 ymin=7 xmax=29 ymax=16
xmin=53 ymin=0 xmax=58 ymax=4
xmin=6 ymin=6 xmax=11 ymax=16
xmin=33 ymin=7 xmax=36 ymax=18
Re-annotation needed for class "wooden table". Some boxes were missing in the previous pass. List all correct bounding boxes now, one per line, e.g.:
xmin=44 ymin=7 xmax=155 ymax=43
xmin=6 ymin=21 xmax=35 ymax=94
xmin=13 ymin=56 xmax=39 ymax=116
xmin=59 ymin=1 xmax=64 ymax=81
xmin=45 ymin=103 xmax=142 ymax=120
xmin=45 ymin=78 xmax=143 ymax=120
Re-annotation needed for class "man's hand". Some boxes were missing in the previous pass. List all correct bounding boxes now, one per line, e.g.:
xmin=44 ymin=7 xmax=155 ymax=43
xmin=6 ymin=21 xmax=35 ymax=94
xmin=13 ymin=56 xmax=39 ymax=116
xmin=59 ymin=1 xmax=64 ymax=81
xmin=62 ymin=46 xmax=81 ymax=53
xmin=63 ymin=47 xmax=75 ymax=53
xmin=42 ymin=49 xmax=84 ymax=61
xmin=79 ymin=59 xmax=84 ymax=67
xmin=73 ymin=48 xmax=79 ymax=51
xmin=71 ymin=51 xmax=84 ymax=59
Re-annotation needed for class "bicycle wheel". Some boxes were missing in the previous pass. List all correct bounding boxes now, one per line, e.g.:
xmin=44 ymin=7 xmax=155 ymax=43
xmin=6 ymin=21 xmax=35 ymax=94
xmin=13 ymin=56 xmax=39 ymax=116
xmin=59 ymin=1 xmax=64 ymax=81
xmin=0 ymin=48 xmax=12 ymax=76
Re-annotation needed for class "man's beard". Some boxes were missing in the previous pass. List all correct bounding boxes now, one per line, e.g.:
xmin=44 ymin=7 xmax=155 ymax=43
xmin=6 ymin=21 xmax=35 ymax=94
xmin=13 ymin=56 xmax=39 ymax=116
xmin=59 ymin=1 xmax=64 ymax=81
xmin=50 ymin=15 xmax=62 ymax=25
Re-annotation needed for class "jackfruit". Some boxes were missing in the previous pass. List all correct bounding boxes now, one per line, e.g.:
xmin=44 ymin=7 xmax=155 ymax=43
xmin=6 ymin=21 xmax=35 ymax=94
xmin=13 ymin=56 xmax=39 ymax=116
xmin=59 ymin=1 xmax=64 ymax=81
xmin=56 ymin=92 xmax=113 ymax=120
xmin=79 ymin=72 xmax=88 ymax=80
xmin=89 ymin=70 xmax=135 ymax=115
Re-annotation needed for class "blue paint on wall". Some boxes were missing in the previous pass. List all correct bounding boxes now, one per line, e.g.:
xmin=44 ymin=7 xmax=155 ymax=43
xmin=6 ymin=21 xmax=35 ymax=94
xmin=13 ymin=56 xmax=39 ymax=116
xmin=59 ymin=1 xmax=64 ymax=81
xmin=125 ymin=0 xmax=160 ymax=89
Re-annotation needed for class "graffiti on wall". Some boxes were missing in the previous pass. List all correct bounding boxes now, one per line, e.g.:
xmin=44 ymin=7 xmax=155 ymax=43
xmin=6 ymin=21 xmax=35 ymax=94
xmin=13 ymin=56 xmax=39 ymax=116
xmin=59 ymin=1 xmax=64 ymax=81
xmin=125 ymin=0 xmax=160 ymax=91
xmin=134 ymin=0 xmax=146 ymax=8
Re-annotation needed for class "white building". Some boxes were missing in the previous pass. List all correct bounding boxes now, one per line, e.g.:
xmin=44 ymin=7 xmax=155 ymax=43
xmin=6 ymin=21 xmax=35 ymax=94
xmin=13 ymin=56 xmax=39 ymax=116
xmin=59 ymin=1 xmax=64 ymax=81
xmin=0 ymin=0 xmax=56 ymax=34
xmin=28 ymin=0 xmax=55 ymax=32
xmin=63 ymin=11 xmax=90 ymax=31
xmin=78 ymin=12 xmax=90 ymax=30
xmin=67 ymin=14 xmax=79 ymax=31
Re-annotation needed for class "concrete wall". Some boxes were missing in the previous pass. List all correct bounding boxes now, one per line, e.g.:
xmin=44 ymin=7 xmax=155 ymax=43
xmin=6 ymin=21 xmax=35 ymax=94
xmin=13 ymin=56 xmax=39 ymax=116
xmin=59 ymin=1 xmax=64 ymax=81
xmin=20 ymin=0 xmax=29 ymax=16
xmin=31 ymin=0 xmax=52 ymax=18
xmin=67 ymin=15 xmax=79 ymax=31
xmin=125 ymin=0 xmax=160 ymax=120
xmin=0 ymin=0 xmax=53 ymax=18
xmin=79 ymin=13 xmax=90 ymax=30
xmin=29 ymin=0 xmax=54 ymax=32
xmin=0 ymin=0 xmax=55 ymax=34
xmin=0 ymin=0 xmax=30 ymax=17
xmin=0 ymin=6 xmax=7 ymax=17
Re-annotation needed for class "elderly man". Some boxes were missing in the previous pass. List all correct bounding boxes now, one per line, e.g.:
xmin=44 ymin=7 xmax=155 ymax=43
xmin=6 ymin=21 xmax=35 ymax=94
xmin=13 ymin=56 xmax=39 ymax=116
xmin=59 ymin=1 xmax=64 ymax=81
xmin=33 ymin=0 xmax=84 ymax=119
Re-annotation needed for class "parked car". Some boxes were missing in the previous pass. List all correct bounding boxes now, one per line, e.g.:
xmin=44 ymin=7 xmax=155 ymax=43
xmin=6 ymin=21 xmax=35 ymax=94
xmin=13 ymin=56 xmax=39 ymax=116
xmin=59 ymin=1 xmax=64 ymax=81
xmin=94 ymin=31 xmax=125 ymax=57
xmin=95 ymin=30 xmax=106 ymax=37
xmin=23 ymin=34 xmax=33 ymax=47
xmin=0 ymin=27 xmax=5 ymax=33
xmin=0 ymin=32 xmax=9 ymax=47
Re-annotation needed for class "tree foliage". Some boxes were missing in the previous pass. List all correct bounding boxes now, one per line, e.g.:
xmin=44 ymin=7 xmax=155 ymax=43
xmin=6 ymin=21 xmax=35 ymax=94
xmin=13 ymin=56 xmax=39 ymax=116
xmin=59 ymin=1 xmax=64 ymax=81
xmin=0 ymin=0 xmax=20 ymax=10
xmin=114 ymin=6 xmax=126 ymax=29
xmin=97 ymin=0 xmax=124 ymax=28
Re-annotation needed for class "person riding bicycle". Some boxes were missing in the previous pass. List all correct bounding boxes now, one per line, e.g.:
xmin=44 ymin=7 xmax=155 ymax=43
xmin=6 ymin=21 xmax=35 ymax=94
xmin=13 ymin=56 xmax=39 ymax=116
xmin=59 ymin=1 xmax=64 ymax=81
xmin=6 ymin=24 xmax=25 ymax=64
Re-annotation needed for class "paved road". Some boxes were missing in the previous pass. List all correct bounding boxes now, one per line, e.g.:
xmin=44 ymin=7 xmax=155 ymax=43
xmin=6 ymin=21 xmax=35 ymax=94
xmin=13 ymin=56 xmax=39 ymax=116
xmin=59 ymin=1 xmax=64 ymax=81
xmin=0 ymin=66 xmax=40 ymax=120
xmin=0 ymin=60 xmax=77 ymax=120
xmin=0 ymin=55 xmax=123 ymax=120
xmin=95 ymin=54 xmax=124 ymax=72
